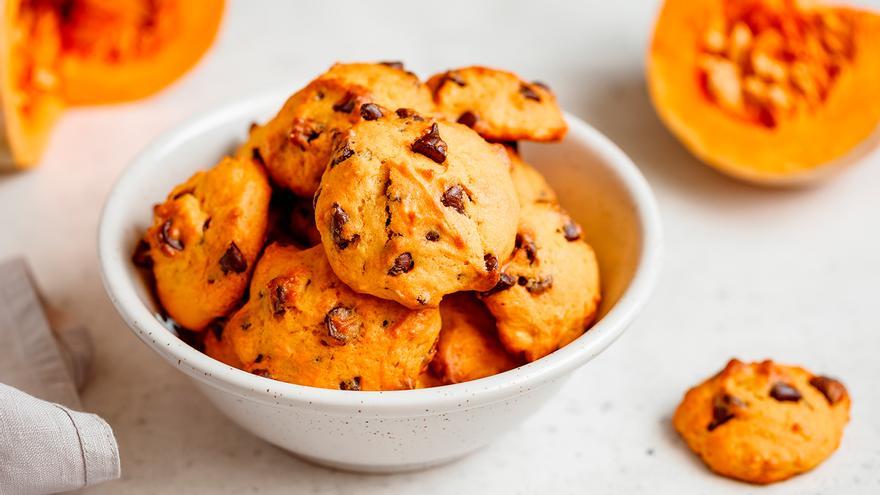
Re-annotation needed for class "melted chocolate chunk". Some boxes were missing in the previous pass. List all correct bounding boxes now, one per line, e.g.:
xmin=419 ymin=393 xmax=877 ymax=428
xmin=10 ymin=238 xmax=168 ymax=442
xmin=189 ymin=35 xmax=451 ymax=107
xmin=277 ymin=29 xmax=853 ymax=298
xmin=158 ymin=219 xmax=184 ymax=252
xmin=770 ymin=382 xmax=802 ymax=402
xmin=339 ymin=376 xmax=362 ymax=391
xmin=457 ymin=111 xmax=478 ymax=128
xmin=219 ymin=242 xmax=247 ymax=274
xmin=360 ymin=103 xmax=383 ymax=121
xmin=289 ymin=119 xmax=321 ymax=150
xmin=519 ymin=83 xmax=542 ymax=102
xmin=388 ymin=252 xmax=414 ymax=276
xmin=809 ymin=376 xmax=847 ymax=405
xmin=425 ymin=230 xmax=440 ymax=242
xmin=395 ymin=108 xmax=424 ymax=121
xmin=482 ymin=272 xmax=516 ymax=297
xmin=330 ymin=203 xmax=359 ymax=249
xmin=330 ymin=143 xmax=355 ymax=167
xmin=325 ymin=306 xmax=359 ymax=344
xmin=708 ymin=393 xmax=745 ymax=431
xmin=484 ymin=253 xmax=499 ymax=272
xmin=269 ymin=280 xmax=288 ymax=317
xmin=441 ymin=184 xmax=466 ymax=214
xmin=516 ymin=234 xmax=538 ymax=264
xmin=254 ymin=353 xmax=264 ymax=363
xmin=411 ymin=123 xmax=447 ymax=164
xmin=563 ymin=220 xmax=582 ymax=241
xmin=524 ymin=275 xmax=553 ymax=294
xmin=132 ymin=239 xmax=153 ymax=269
xmin=333 ymin=92 xmax=358 ymax=113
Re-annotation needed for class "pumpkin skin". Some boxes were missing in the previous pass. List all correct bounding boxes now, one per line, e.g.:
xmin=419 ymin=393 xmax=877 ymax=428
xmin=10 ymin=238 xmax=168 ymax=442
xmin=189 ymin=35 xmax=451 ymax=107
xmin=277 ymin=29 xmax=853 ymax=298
xmin=648 ymin=0 xmax=880 ymax=186
xmin=1 ymin=0 xmax=224 ymax=169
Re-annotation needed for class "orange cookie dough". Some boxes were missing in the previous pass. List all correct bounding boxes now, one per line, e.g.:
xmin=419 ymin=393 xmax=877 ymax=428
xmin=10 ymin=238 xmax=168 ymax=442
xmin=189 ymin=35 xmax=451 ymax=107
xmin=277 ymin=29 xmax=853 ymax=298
xmin=144 ymin=156 xmax=271 ymax=331
xmin=240 ymin=62 xmax=436 ymax=196
xmin=674 ymin=359 xmax=851 ymax=484
xmin=223 ymin=244 xmax=441 ymax=391
xmin=314 ymin=112 xmax=519 ymax=309
xmin=429 ymin=293 xmax=522 ymax=384
xmin=426 ymin=66 xmax=567 ymax=142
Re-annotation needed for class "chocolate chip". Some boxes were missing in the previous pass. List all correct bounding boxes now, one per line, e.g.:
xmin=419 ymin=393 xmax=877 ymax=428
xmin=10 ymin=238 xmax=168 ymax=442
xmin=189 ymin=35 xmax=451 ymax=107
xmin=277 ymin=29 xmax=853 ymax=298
xmin=411 ymin=123 xmax=447 ymax=164
xmin=269 ymin=279 xmax=288 ymax=317
xmin=203 ymin=217 xmax=211 ymax=232
xmin=132 ymin=239 xmax=153 ymax=269
xmin=441 ymin=184 xmax=466 ymax=214
xmin=240 ymin=320 xmax=252 ymax=330
xmin=809 ymin=376 xmax=847 ymax=405
xmin=254 ymin=353 xmax=264 ymax=363
xmin=481 ymin=272 xmax=516 ymax=297
xmin=443 ymin=71 xmax=466 ymax=87
xmin=388 ymin=252 xmax=414 ymax=276
xmin=251 ymin=369 xmax=271 ymax=378
xmin=524 ymin=276 xmax=553 ymax=294
xmin=380 ymin=61 xmax=404 ymax=69
xmin=339 ymin=376 xmax=361 ymax=391
xmin=360 ymin=103 xmax=383 ymax=121
xmin=330 ymin=203 xmax=359 ymax=249
xmin=219 ymin=242 xmax=247 ymax=274
xmin=516 ymin=234 xmax=538 ymax=264
xmin=325 ymin=306 xmax=359 ymax=344
xmin=158 ymin=219 xmax=184 ymax=252
xmin=395 ymin=108 xmax=424 ymax=120
xmin=519 ymin=83 xmax=541 ymax=102
xmin=484 ymin=253 xmax=498 ymax=272
xmin=563 ymin=220 xmax=582 ymax=241
xmin=333 ymin=92 xmax=357 ymax=113
xmin=425 ymin=230 xmax=440 ymax=242
xmin=330 ymin=143 xmax=355 ymax=167
xmin=289 ymin=119 xmax=321 ymax=150
xmin=457 ymin=111 xmax=478 ymax=128
xmin=251 ymin=147 xmax=265 ymax=166
xmin=708 ymin=393 xmax=745 ymax=431
xmin=770 ymin=382 xmax=802 ymax=402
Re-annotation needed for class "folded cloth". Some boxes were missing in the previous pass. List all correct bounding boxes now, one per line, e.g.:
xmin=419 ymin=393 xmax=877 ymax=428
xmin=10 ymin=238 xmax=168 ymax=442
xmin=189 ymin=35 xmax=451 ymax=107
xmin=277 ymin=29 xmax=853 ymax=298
xmin=0 ymin=258 xmax=120 ymax=494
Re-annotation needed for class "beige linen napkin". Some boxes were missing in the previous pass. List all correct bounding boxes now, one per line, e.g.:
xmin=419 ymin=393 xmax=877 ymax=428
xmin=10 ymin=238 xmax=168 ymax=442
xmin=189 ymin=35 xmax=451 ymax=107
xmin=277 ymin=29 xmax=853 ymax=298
xmin=0 ymin=258 xmax=120 ymax=494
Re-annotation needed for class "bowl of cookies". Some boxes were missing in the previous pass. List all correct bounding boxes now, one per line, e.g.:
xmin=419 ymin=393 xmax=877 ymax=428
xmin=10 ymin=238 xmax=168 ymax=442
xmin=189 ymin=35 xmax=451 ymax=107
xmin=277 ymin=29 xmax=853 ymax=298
xmin=98 ymin=62 xmax=662 ymax=472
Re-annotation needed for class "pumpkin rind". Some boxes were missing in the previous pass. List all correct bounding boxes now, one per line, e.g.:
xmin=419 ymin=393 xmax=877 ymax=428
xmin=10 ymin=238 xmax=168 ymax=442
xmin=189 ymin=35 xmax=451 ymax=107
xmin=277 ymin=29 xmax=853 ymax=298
xmin=648 ymin=0 xmax=880 ymax=185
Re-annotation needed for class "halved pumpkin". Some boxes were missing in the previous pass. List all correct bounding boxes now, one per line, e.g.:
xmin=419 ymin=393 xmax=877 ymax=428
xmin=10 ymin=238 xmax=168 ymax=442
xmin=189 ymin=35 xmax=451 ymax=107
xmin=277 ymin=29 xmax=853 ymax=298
xmin=648 ymin=0 xmax=880 ymax=185
xmin=1 ymin=0 xmax=224 ymax=169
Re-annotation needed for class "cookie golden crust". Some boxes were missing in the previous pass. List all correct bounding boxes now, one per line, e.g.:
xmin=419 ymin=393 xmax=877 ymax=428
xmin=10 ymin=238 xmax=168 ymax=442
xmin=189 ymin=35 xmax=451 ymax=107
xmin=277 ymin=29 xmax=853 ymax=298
xmin=430 ymin=293 xmax=522 ymax=385
xmin=673 ymin=359 xmax=851 ymax=485
xmin=240 ymin=63 xmax=436 ymax=197
xmin=146 ymin=156 xmax=271 ymax=331
xmin=481 ymin=201 xmax=600 ymax=362
xmin=223 ymin=244 xmax=441 ymax=391
xmin=314 ymin=114 xmax=519 ymax=309
xmin=426 ymin=66 xmax=567 ymax=142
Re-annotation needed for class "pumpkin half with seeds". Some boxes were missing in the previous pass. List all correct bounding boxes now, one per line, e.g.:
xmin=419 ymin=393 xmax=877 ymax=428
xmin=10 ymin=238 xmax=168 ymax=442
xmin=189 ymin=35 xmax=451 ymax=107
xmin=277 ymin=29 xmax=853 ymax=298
xmin=1 ymin=0 xmax=224 ymax=168
xmin=648 ymin=0 xmax=880 ymax=185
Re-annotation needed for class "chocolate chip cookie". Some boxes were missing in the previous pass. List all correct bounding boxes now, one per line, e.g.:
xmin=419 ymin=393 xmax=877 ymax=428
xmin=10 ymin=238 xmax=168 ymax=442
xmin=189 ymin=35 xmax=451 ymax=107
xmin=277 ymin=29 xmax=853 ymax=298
xmin=429 ymin=293 xmax=522 ymax=384
xmin=314 ymin=113 xmax=519 ymax=309
xmin=223 ymin=244 xmax=441 ymax=391
xmin=426 ymin=66 xmax=567 ymax=142
xmin=674 ymin=359 xmax=850 ymax=484
xmin=144 ymin=156 xmax=271 ymax=331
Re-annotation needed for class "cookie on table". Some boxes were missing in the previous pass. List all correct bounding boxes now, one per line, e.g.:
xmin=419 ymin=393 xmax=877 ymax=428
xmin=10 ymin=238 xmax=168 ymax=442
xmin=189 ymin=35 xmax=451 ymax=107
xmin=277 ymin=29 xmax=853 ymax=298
xmin=314 ymin=112 xmax=519 ymax=309
xmin=673 ymin=359 xmax=851 ymax=484
xmin=240 ymin=62 xmax=435 ymax=197
xmin=429 ymin=293 xmax=522 ymax=384
xmin=144 ymin=156 xmax=271 ymax=331
xmin=426 ymin=66 xmax=567 ymax=142
xmin=223 ymin=244 xmax=441 ymax=391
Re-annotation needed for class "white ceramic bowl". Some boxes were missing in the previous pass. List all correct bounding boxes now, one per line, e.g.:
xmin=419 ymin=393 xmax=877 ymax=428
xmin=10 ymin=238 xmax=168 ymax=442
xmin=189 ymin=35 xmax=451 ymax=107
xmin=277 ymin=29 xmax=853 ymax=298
xmin=98 ymin=90 xmax=663 ymax=473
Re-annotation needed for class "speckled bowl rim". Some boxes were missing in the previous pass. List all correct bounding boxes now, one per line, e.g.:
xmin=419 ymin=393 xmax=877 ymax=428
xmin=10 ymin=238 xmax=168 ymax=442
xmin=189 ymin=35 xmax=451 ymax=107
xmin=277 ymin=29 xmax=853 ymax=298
xmin=98 ymin=89 xmax=663 ymax=415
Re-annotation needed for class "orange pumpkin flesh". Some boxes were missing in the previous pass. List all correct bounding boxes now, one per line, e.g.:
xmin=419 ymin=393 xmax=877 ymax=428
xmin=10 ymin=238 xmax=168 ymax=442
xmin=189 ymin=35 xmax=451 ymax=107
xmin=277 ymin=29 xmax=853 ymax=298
xmin=648 ymin=0 xmax=880 ymax=185
xmin=1 ymin=0 xmax=224 ymax=168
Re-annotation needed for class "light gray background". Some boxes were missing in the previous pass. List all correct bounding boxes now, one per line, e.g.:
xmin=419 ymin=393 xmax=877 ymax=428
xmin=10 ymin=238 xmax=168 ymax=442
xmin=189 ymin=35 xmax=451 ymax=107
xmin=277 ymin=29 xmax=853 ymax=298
xmin=1 ymin=0 xmax=878 ymax=493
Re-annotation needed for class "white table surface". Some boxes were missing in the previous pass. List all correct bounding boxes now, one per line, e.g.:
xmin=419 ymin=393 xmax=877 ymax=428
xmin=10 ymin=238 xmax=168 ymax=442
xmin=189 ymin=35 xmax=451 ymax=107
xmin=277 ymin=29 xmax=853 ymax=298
xmin=2 ymin=0 xmax=879 ymax=493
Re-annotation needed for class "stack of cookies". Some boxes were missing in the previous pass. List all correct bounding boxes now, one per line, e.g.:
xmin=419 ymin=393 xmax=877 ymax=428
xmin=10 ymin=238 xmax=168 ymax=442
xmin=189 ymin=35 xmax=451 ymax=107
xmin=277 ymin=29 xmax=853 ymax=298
xmin=134 ymin=62 xmax=601 ymax=391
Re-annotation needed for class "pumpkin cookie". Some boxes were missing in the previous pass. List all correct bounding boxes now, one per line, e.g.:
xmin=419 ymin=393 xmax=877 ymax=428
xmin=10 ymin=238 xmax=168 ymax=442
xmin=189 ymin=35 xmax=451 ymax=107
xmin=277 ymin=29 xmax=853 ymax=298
xmin=430 ymin=293 xmax=522 ymax=384
xmin=673 ymin=359 xmax=851 ymax=484
xmin=481 ymin=200 xmax=601 ymax=362
xmin=223 ymin=244 xmax=441 ymax=391
xmin=314 ymin=113 xmax=519 ymax=309
xmin=144 ymin=156 xmax=271 ymax=331
xmin=203 ymin=323 xmax=244 ymax=369
xmin=426 ymin=66 xmax=567 ymax=142
xmin=241 ymin=62 xmax=435 ymax=196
